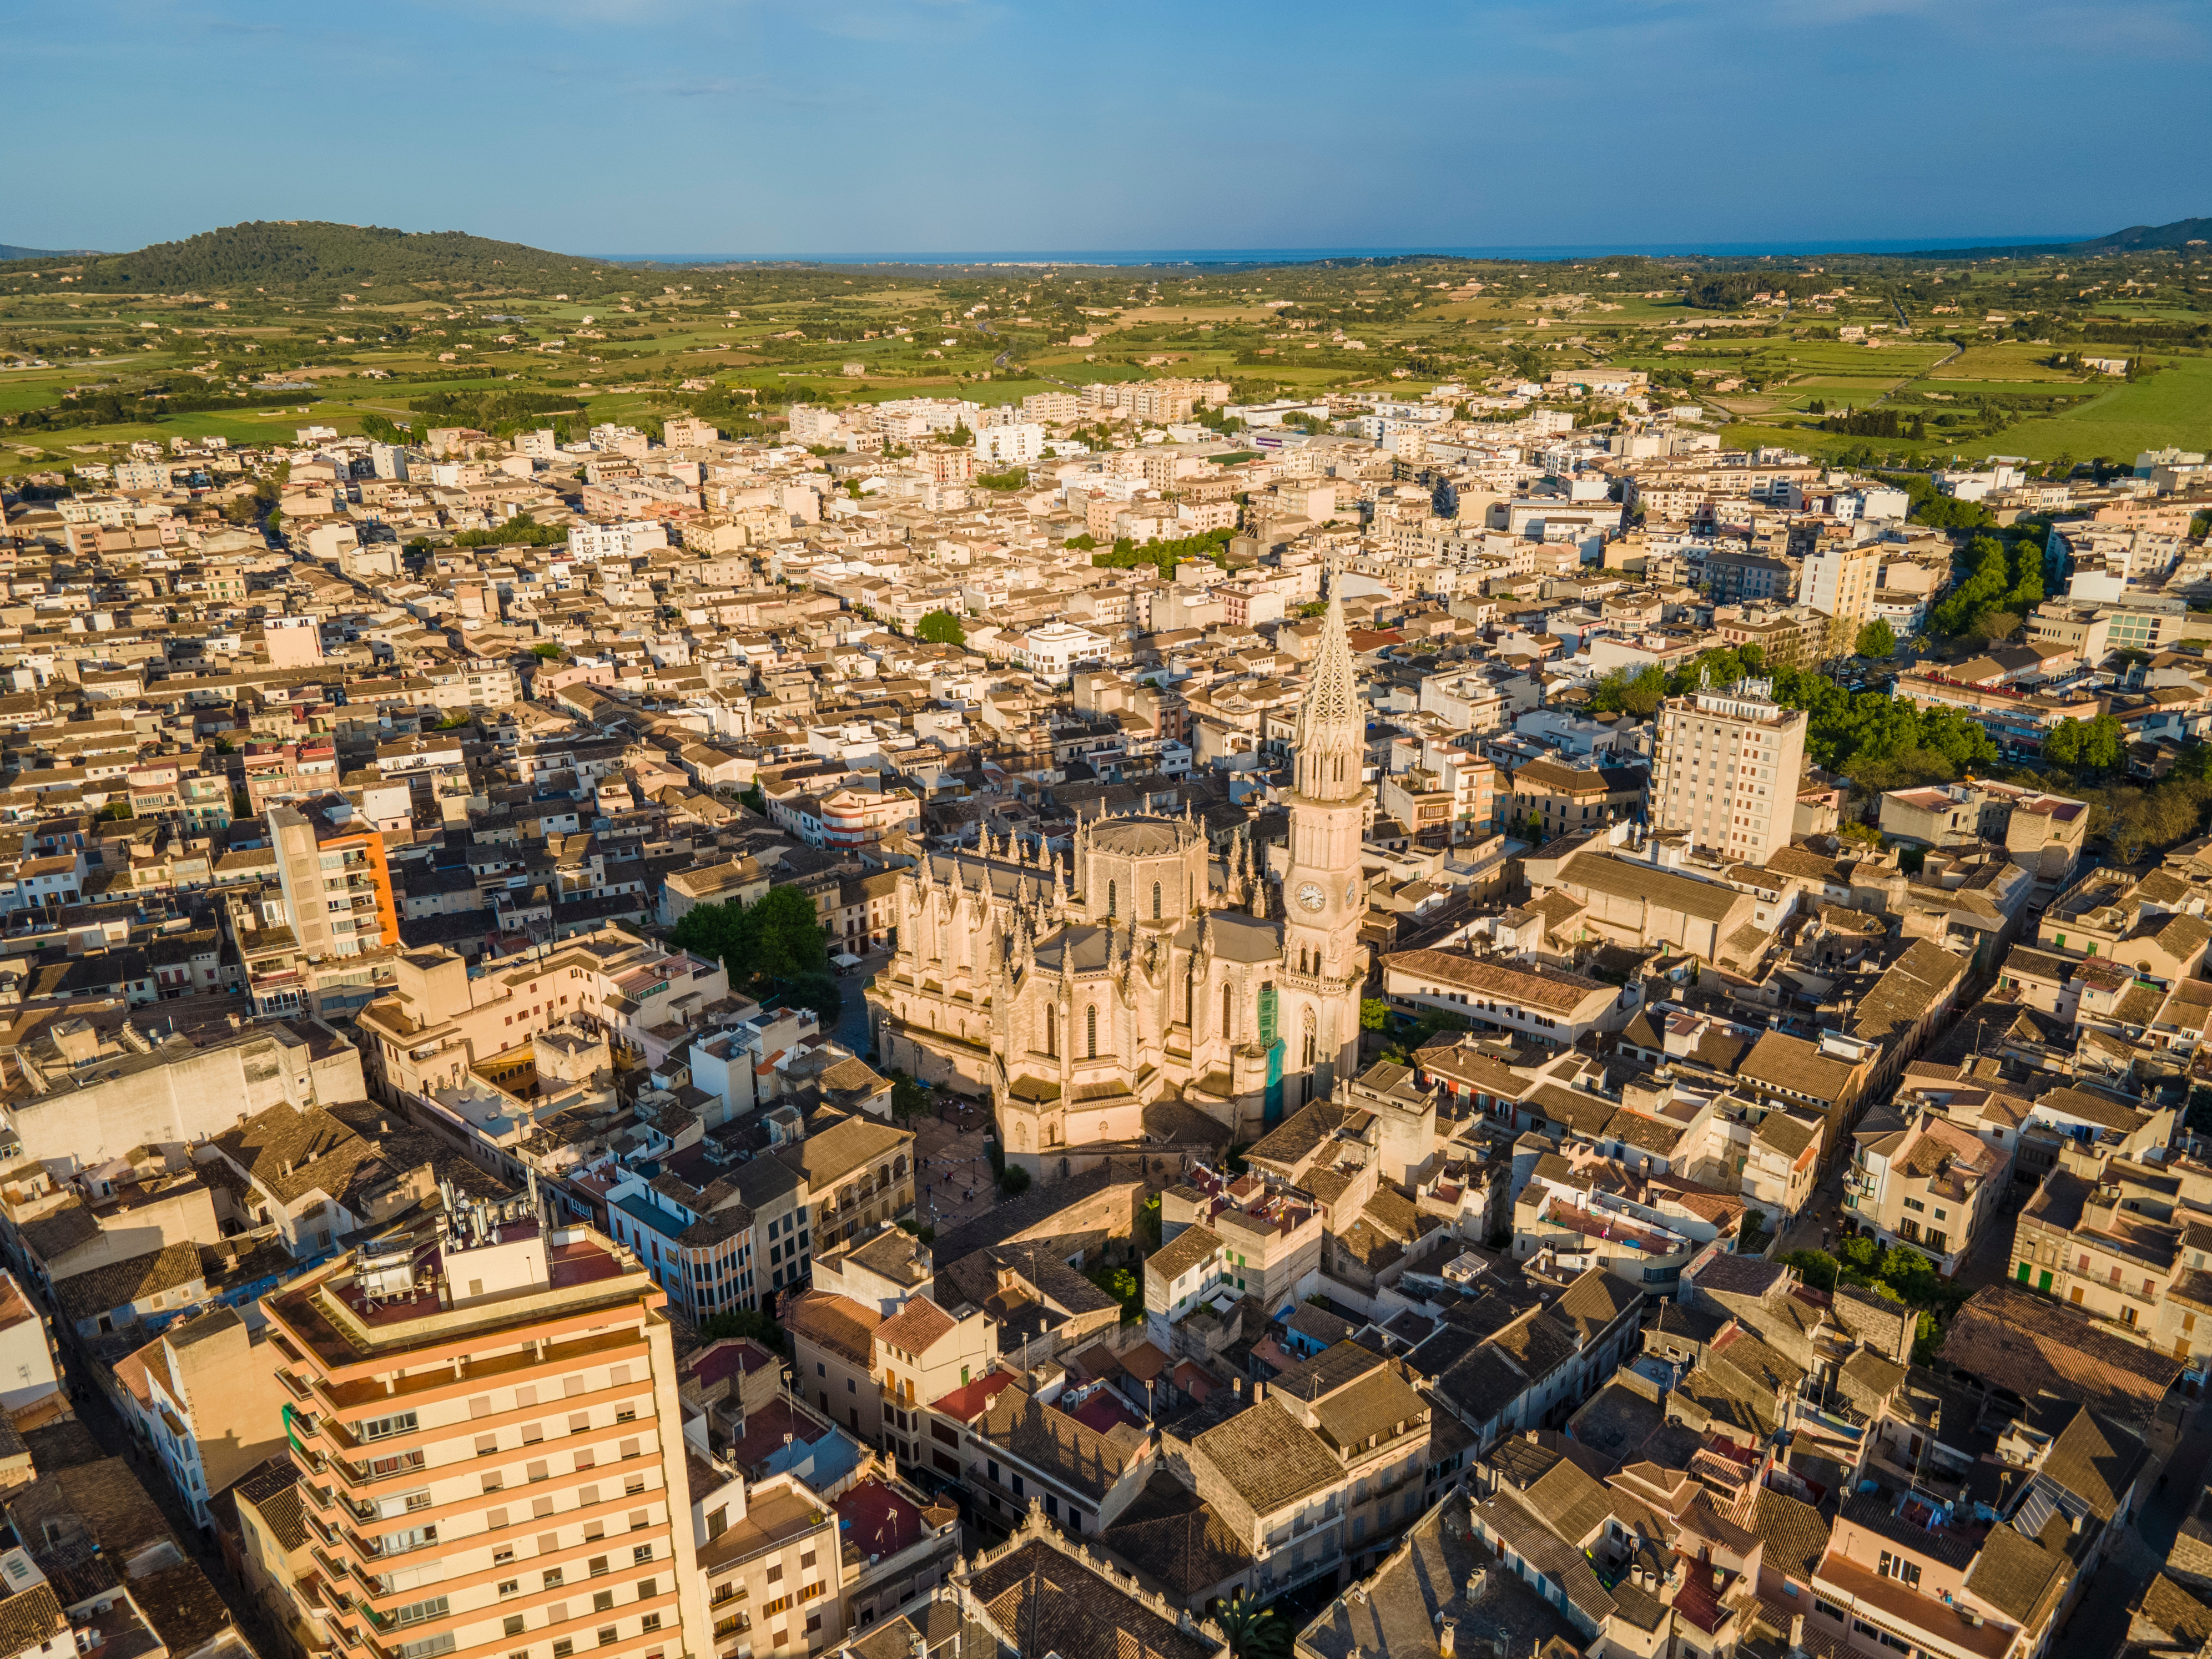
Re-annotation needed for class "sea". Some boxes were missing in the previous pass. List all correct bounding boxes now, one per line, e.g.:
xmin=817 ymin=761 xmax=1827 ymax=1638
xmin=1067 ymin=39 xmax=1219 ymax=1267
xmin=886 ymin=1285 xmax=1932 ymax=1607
xmin=593 ymin=234 xmax=2087 ymax=268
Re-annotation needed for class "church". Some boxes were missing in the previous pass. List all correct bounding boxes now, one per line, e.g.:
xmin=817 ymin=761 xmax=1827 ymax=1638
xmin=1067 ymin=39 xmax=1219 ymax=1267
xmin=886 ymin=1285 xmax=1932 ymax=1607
xmin=866 ymin=576 xmax=1372 ymax=1179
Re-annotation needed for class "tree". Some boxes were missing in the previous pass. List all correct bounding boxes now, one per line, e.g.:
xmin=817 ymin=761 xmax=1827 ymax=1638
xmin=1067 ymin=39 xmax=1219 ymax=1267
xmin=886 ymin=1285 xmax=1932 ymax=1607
xmin=1085 ymin=1265 xmax=1142 ymax=1324
xmin=669 ymin=887 xmax=833 ymax=1002
xmin=2047 ymin=713 xmax=2127 ymax=776
xmin=997 ymin=1164 xmax=1031 ymax=1197
xmin=916 ymin=609 xmax=966 ymax=646
xmin=1586 ymin=664 xmax=1665 ymax=718
xmin=1855 ymin=618 xmax=1897 ymax=659
xmin=1216 ymin=1592 xmax=1291 ymax=1659
xmin=1780 ymin=1249 xmax=1840 ymax=1292
xmin=697 ymin=1305 xmax=787 ymax=1355
xmin=1360 ymin=998 xmax=1391 ymax=1031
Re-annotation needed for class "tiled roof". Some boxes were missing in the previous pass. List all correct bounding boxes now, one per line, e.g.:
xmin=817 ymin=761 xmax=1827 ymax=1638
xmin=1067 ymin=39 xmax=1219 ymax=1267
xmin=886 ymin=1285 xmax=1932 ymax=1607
xmin=875 ymin=1295 xmax=956 ymax=1358
xmin=1189 ymin=1398 xmax=1341 ymax=1514
xmin=783 ymin=1289 xmax=883 ymax=1367
xmin=977 ymin=1387 xmax=1143 ymax=1502
xmin=967 ymin=1536 xmax=1216 ymax=1659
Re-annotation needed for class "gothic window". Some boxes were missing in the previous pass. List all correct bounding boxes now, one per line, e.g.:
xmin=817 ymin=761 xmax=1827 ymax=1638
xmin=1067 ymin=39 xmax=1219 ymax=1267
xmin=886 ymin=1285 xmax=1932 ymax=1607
xmin=1303 ymin=1009 xmax=1318 ymax=1068
xmin=1045 ymin=1005 xmax=1057 ymax=1058
xmin=1152 ymin=882 xmax=1162 ymax=920
xmin=1086 ymin=1006 xmax=1097 ymax=1059
xmin=1221 ymin=982 xmax=1233 ymax=1042
xmin=1107 ymin=881 xmax=1117 ymax=918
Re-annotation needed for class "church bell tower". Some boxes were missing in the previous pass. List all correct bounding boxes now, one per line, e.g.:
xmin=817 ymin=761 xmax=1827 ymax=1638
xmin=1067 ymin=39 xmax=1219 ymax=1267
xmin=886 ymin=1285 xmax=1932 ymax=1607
xmin=1281 ymin=566 xmax=1369 ymax=1096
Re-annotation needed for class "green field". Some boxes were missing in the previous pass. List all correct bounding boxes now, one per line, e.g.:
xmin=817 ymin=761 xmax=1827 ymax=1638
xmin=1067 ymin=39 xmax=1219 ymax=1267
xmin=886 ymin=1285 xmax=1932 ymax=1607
xmin=1987 ymin=354 xmax=2212 ymax=461
xmin=6 ymin=228 xmax=2210 ymax=472
xmin=1925 ymin=342 xmax=2082 ymax=381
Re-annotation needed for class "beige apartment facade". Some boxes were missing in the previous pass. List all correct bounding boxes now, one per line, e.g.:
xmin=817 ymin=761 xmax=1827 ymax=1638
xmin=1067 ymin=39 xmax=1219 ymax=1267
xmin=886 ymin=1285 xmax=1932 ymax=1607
xmin=1651 ymin=680 xmax=1808 ymax=864
xmin=263 ymin=1201 xmax=715 ymax=1659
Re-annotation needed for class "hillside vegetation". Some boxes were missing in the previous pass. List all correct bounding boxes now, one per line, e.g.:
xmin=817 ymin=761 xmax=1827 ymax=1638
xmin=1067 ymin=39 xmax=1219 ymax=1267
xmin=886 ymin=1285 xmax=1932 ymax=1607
xmin=0 ymin=220 xmax=607 ymax=294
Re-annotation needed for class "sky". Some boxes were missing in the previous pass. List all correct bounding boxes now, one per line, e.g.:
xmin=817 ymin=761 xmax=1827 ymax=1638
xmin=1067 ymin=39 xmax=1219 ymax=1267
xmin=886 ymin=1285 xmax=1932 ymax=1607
xmin=9 ymin=0 xmax=2206 ymax=258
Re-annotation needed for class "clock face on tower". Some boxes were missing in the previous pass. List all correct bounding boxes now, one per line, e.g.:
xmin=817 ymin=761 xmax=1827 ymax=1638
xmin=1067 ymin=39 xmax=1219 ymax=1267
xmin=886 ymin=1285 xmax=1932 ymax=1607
xmin=1346 ymin=881 xmax=1359 ymax=907
xmin=1296 ymin=881 xmax=1326 ymax=912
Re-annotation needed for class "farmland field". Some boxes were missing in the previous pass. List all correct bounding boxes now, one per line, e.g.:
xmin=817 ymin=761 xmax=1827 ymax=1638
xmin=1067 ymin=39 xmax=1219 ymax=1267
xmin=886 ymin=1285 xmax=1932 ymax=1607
xmin=1986 ymin=354 xmax=2212 ymax=461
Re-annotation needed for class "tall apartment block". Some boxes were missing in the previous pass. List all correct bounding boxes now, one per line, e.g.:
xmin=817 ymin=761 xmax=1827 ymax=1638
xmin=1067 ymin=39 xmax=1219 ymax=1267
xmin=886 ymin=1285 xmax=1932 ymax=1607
xmin=1802 ymin=539 xmax=1881 ymax=627
xmin=263 ymin=1194 xmax=713 ymax=1659
xmin=271 ymin=800 xmax=401 ymax=958
xmin=1651 ymin=680 xmax=1808 ymax=864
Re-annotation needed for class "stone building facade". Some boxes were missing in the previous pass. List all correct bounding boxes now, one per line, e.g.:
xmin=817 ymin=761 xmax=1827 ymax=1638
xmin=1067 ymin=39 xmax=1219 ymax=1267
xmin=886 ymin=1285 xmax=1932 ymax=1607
xmin=869 ymin=581 xmax=1373 ymax=1177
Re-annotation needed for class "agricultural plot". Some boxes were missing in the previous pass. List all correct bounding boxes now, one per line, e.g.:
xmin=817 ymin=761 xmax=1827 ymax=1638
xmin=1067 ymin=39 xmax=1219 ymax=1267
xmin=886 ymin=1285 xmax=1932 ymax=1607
xmin=1989 ymin=354 xmax=2212 ymax=462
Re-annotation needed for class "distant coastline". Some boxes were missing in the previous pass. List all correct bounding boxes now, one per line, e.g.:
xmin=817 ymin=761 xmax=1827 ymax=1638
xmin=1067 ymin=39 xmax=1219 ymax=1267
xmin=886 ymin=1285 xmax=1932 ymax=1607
xmin=593 ymin=234 xmax=2090 ymax=267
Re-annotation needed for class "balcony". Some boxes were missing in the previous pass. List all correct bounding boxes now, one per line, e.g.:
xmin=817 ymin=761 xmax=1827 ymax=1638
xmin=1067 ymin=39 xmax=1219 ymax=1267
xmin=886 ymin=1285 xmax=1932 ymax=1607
xmin=1258 ymin=1550 xmax=1341 ymax=1597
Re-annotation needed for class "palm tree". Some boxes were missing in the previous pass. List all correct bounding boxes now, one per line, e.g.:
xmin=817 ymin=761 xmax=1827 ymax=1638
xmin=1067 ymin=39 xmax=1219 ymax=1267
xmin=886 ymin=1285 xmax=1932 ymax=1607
xmin=1216 ymin=1592 xmax=1292 ymax=1659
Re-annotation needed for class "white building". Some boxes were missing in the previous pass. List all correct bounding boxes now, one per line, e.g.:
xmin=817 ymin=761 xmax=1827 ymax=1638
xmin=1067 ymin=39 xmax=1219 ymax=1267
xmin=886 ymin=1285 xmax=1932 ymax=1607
xmin=1803 ymin=541 xmax=1880 ymax=625
xmin=975 ymin=422 xmax=1046 ymax=466
xmin=568 ymin=519 xmax=671 ymax=561
xmin=1006 ymin=621 xmax=1110 ymax=684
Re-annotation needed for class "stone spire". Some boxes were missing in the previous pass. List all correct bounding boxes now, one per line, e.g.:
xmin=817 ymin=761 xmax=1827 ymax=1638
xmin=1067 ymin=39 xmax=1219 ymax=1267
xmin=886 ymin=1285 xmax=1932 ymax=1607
xmin=1293 ymin=558 xmax=1364 ymax=802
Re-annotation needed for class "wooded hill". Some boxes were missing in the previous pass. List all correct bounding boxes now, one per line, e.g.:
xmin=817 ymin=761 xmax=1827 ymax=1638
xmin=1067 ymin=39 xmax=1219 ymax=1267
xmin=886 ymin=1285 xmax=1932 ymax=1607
xmin=0 ymin=220 xmax=609 ymax=293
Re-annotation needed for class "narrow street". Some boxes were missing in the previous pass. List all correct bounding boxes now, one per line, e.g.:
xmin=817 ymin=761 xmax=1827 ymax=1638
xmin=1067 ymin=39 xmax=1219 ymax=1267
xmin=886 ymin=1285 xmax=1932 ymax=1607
xmin=57 ymin=1328 xmax=292 ymax=1659
xmin=2062 ymin=1395 xmax=2210 ymax=1659
xmin=834 ymin=945 xmax=891 ymax=1060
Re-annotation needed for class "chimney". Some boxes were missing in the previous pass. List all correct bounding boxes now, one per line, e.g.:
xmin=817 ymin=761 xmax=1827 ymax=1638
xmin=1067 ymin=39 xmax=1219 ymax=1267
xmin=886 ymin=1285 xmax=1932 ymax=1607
xmin=1789 ymin=1613 xmax=1806 ymax=1658
xmin=1438 ymin=1621 xmax=1456 ymax=1658
xmin=1253 ymin=1380 xmax=1265 ymax=1405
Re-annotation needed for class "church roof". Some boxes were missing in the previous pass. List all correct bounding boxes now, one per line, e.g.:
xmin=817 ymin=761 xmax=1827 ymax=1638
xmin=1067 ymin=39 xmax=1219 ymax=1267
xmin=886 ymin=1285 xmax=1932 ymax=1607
xmin=1089 ymin=816 xmax=1189 ymax=857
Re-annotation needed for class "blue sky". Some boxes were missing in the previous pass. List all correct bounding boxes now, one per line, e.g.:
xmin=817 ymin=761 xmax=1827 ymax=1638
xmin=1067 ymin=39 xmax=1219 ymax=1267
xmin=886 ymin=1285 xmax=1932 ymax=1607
xmin=10 ymin=0 xmax=2205 ymax=256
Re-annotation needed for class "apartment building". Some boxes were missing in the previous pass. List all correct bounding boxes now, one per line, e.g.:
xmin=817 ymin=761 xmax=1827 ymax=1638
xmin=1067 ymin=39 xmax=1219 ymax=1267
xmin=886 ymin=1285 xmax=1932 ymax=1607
xmin=115 ymin=1305 xmax=291 ymax=1528
xmin=1175 ymin=1391 xmax=1348 ymax=1601
xmin=1878 ymin=780 xmax=2089 ymax=903
xmin=1811 ymin=1394 xmax=2139 ymax=1659
xmin=1501 ymin=757 xmax=1644 ymax=841
xmin=262 ymin=1196 xmax=716 ymax=1659
xmin=1802 ymin=539 xmax=1880 ymax=626
xmin=2010 ymin=1147 xmax=2212 ymax=1366
xmin=356 ymin=932 xmax=733 ymax=1108
xmin=1263 ymin=1343 xmax=1433 ymax=1578
xmin=697 ymin=1471 xmax=844 ymax=1658
xmin=1651 ymin=678 xmax=1809 ymax=864
xmin=1379 ymin=948 xmax=1627 ymax=1049
xmin=1847 ymin=1110 xmax=2011 ymax=1276
xmin=1155 ymin=1163 xmax=1324 ymax=1323
xmin=271 ymin=800 xmax=401 ymax=962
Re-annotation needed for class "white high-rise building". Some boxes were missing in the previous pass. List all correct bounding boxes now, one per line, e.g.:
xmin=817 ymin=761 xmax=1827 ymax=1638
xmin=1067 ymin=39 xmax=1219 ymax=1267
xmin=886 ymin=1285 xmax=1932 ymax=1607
xmin=1652 ymin=679 xmax=1808 ymax=864
xmin=974 ymin=422 xmax=1045 ymax=466
xmin=1803 ymin=540 xmax=1881 ymax=625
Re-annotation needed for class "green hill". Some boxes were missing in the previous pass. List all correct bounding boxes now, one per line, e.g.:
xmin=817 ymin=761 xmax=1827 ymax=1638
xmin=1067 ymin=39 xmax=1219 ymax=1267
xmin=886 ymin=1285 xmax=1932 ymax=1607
xmin=2071 ymin=216 xmax=2212 ymax=253
xmin=1914 ymin=215 xmax=2212 ymax=259
xmin=0 ymin=220 xmax=608 ymax=293
xmin=0 ymin=243 xmax=102 ymax=261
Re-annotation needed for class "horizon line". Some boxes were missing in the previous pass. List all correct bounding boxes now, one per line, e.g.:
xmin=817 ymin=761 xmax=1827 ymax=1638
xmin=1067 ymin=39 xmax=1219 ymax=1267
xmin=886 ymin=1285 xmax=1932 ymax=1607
xmin=585 ymin=233 xmax=2095 ymax=266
